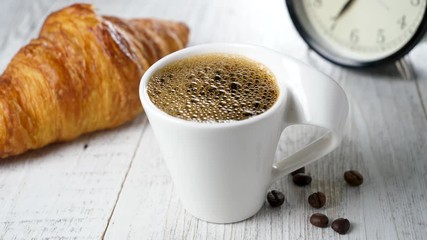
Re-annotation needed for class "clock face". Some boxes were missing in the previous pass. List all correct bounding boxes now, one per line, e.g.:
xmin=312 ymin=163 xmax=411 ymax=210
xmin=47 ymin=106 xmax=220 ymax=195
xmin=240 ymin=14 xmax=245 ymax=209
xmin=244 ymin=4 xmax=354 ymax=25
xmin=302 ymin=0 xmax=427 ymax=62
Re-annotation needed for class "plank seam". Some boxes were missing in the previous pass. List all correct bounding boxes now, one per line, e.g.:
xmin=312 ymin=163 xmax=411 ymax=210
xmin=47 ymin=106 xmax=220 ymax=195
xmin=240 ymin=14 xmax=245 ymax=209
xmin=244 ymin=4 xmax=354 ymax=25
xmin=101 ymin=117 xmax=148 ymax=240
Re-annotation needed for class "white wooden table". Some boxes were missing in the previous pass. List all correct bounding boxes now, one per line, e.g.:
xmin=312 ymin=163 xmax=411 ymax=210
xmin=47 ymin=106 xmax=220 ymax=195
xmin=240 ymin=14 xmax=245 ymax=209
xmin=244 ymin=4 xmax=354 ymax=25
xmin=1 ymin=0 xmax=427 ymax=239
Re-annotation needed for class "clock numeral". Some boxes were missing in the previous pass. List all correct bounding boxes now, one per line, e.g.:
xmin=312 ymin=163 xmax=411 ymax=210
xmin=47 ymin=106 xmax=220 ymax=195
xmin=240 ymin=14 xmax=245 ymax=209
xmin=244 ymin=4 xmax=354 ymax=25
xmin=350 ymin=29 xmax=359 ymax=44
xmin=397 ymin=15 xmax=407 ymax=29
xmin=313 ymin=0 xmax=322 ymax=8
xmin=377 ymin=29 xmax=385 ymax=44
xmin=411 ymin=0 xmax=420 ymax=6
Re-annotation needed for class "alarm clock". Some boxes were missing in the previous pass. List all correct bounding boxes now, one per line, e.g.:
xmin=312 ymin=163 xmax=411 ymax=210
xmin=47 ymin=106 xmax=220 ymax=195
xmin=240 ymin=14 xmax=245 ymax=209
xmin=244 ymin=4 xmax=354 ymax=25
xmin=286 ymin=0 xmax=427 ymax=68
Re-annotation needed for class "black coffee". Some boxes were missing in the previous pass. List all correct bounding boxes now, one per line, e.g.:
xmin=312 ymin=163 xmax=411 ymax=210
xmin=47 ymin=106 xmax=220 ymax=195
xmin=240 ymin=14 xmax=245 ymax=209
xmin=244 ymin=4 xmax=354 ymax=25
xmin=146 ymin=53 xmax=279 ymax=122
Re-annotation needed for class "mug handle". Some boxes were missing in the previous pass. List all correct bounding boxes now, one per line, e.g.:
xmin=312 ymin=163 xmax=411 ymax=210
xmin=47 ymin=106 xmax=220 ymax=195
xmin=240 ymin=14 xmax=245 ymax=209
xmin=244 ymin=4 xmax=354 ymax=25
xmin=271 ymin=67 xmax=349 ymax=181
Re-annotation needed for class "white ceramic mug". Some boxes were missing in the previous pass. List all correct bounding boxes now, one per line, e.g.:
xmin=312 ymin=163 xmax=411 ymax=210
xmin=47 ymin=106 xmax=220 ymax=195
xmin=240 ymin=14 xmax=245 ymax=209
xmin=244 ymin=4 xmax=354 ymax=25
xmin=139 ymin=43 xmax=349 ymax=223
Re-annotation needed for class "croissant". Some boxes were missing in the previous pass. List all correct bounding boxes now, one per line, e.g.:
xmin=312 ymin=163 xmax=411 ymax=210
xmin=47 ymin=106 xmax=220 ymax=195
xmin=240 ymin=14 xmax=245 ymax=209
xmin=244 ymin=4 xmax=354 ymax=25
xmin=0 ymin=4 xmax=190 ymax=158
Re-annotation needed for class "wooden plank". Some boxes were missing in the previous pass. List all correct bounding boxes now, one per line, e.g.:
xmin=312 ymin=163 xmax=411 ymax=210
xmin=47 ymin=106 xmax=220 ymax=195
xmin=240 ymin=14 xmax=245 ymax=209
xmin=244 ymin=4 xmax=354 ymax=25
xmin=0 ymin=0 xmax=148 ymax=239
xmin=306 ymin=54 xmax=427 ymax=240
xmin=0 ymin=116 xmax=146 ymax=239
xmin=104 ymin=0 xmax=427 ymax=239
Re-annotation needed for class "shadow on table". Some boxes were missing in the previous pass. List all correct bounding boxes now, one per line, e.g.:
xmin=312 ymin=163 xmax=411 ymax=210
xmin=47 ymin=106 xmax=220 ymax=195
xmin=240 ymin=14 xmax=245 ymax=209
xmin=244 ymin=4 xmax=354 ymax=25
xmin=0 ymin=115 xmax=145 ymax=167
xmin=305 ymin=49 xmax=410 ymax=81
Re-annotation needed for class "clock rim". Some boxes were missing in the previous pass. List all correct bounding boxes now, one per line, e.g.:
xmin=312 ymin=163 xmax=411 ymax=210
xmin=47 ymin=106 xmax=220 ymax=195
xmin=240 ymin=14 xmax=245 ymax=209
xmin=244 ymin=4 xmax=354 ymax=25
xmin=285 ymin=0 xmax=427 ymax=68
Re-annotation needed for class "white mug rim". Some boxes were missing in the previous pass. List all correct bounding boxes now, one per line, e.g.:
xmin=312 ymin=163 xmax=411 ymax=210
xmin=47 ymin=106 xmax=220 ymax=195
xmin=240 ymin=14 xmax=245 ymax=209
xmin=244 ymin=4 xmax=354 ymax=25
xmin=139 ymin=43 xmax=289 ymax=129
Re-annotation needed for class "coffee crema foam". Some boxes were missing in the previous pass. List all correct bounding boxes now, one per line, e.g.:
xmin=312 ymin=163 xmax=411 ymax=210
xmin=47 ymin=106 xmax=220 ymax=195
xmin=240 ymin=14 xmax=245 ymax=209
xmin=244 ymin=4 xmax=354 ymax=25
xmin=147 ymin=53 xmax=279 ymax=122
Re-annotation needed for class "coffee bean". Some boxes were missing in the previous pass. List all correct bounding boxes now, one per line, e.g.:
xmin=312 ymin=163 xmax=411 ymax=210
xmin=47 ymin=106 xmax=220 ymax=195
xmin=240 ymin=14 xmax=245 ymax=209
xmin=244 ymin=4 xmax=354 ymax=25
xmin=308 ymin=192 xmax=326 ymax=208
xmin=310 ymin=213 xmax=329 ymax=228
xmin=267 ymin=190 xmax=285 ymax=207
xmin=344 ymin=170 xmax=364 ymax=186
xmin=292 ymin=173 xmax=312 ymax=186
xmin=331 ymin=218 xmax=350 ymax=235
xmin=290 ymin=167 xmax=305 ymax=176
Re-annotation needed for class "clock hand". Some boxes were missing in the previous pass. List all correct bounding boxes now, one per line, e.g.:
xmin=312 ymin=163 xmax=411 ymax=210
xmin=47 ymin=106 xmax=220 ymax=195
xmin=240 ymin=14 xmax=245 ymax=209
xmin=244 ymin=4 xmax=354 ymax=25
xmin=333 ymin=0 xmax=356 ymax=21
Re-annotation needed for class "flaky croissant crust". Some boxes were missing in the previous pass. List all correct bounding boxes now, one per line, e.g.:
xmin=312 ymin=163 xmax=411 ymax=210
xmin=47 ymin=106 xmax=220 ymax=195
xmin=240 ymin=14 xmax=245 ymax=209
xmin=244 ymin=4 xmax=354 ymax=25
xmin=0 ymin=4 xmax=189 ymax=158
